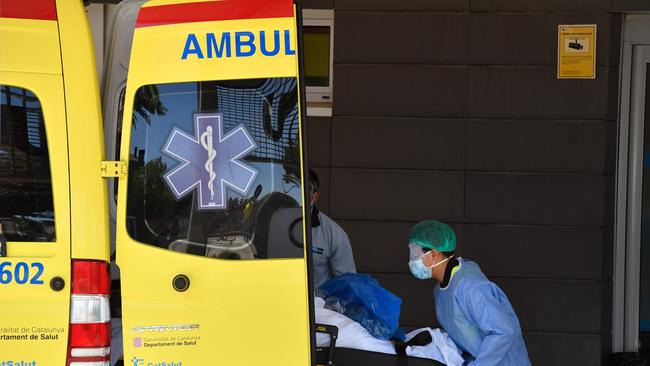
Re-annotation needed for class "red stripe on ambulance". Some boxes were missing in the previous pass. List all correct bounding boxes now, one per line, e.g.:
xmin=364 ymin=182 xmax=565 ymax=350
xmin=136 ymin=0 xmax=294 ymax=28
xmin=0 ymin=0 xmax=57 ymax=21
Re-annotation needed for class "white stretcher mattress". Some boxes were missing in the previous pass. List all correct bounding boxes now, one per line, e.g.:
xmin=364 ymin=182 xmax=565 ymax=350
xmin=314 ymin=297 xmax=465 ymax=366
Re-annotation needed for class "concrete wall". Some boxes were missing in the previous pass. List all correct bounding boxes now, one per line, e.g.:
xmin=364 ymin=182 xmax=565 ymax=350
xmin=304 ymin=1 xmax=625 ymax=364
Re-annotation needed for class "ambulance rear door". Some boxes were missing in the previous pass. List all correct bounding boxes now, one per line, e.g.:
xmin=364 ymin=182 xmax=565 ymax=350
xmin=0 ymin=1 xmax=72 ymax=364
xmin=115 ymin=1 xmax=313 ymax=364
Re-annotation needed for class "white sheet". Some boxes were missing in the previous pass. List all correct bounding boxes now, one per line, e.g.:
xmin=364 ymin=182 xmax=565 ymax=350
xmin=314 ymin=297 xmax=464 ymax=365
xmin=315 ymin=297 xmax=396 ymax=354
xmin=405 ymin=328 xmax=465 ymax=366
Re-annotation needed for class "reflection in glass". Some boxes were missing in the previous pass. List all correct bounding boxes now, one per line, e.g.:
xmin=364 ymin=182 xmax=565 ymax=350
xmin=0 ymin=85 xmax=55 ymax=242
xmin=126 ymin=78 xmax=304 ymax=260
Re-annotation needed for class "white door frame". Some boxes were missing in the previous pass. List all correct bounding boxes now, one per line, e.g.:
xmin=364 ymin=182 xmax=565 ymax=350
xmin=614 ymin=14 xmax=650 ymax=352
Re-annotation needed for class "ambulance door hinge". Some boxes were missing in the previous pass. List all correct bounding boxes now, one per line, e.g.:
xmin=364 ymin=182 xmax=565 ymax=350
xmin=101 ymin=161 xmax=127 ymax=178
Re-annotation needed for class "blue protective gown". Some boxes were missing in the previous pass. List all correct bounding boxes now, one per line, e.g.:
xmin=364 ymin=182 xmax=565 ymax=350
xmin=434 ymin=258 xmax=530 ymax=366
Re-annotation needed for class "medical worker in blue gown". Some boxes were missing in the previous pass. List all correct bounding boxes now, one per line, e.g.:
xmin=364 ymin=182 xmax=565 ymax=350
xmin=407 ymin=220 xmax=530 ymax=366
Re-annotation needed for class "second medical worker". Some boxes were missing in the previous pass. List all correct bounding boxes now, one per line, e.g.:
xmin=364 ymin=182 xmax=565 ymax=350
xmin=408 ymin=220 xmax=531 ymax=366
xmin=309 ymin=169 xmax=356 ymax=287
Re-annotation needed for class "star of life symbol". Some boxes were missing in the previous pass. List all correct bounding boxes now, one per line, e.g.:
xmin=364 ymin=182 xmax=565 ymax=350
xmin=162 ymin=112 xmax=258 ymax=210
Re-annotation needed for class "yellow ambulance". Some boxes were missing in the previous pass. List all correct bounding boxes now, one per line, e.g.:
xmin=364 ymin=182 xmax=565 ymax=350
xmin=109 ymin=0 xmax=314 ymax=364
xmin=2 ymin=0 xmax=316 ymax=364
xmin=0 ymin=0 xmax=111 ymax=365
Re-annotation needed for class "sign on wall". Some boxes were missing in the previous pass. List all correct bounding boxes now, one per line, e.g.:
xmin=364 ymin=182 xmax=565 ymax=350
xmin=557 ymin=24 xmax=597 ymax=79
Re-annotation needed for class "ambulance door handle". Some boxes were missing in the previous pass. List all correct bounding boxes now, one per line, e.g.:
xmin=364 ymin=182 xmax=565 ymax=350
xmin=172 ymin=274 xmax=190 ymax=292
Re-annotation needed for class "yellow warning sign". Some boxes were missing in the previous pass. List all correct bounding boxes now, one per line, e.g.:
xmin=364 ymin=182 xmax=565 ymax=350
xmin=557 ymin=24 xmax=596 ymax=79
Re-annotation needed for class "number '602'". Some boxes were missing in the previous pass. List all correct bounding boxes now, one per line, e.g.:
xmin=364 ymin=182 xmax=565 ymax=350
xmin=0 ymin=261 xmax=44 ymax=285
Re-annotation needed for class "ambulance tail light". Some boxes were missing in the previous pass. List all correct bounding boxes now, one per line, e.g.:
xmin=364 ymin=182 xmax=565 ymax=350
xmin=66 ymin=260 xmax=111 ymax=366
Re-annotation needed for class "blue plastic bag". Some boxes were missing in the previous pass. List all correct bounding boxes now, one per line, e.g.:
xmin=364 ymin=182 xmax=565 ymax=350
xmin=318 ymin=273 xmax=404 ymax=340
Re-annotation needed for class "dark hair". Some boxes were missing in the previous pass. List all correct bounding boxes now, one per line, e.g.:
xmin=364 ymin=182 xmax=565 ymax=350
xmin=309 ymin=168 xmax=320 ymax=192
xmin=441 ymin=251 xmax=455 ymax=258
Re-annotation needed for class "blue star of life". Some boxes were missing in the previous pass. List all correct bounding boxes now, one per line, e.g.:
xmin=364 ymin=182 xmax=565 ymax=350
xmin=162 ymin=112 xmax=258 ymax=210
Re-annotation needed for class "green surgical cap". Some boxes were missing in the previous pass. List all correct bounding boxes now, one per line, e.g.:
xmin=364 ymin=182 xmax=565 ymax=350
xmin=408 ymin=220 xmax=456 ymax=252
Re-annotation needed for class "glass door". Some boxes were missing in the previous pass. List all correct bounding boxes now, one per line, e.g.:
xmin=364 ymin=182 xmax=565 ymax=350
xmin=639 ymin=57 xmax=650 ymax=352
xmin=625 ymin=44 xmax=650 ymax=352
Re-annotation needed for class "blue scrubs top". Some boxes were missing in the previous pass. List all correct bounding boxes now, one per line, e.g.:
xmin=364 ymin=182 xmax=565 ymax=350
xmin=434 ymin=258 xmax=531 ymax=366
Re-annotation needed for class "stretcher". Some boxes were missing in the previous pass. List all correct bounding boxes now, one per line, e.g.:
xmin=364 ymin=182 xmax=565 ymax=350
xmin=316 ymin=347 xmax=446 ymax=366
xmin=315 ymin=324 xmax=446 ymax=366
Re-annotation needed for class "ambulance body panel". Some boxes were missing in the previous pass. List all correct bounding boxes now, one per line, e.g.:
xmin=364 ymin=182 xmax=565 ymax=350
xmin=1 ymin=2 xmax=71 ymax=363
xmin=0 ymin=0 xmax=110 ymax=364
xmin=113 ymin=0 xmax=313 ymax=364
xmin=57 ymin=0 xmax=110 ymax=262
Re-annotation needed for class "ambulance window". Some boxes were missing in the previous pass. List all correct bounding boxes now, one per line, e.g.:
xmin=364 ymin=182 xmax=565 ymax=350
xmin=126 ymin=78 xmax=305 ymax=260
xmin=0 ymin=85 xmax=55 ymax=242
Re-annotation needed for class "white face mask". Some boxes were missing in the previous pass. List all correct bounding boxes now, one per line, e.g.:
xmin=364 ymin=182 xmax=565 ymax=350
xmin=409 ymin=255 xmax=432 ymax=279
xmin=408 ymin=245 xmax=454 ymax=280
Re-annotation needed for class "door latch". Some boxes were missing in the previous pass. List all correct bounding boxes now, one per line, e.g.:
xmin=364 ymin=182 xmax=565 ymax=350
xmin=101 ymin=161 xmax=127 ymax=178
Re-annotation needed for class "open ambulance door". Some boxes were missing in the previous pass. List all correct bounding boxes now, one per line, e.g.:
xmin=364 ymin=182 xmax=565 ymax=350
xmin=114 ymin=1 xmax=314 ymax=364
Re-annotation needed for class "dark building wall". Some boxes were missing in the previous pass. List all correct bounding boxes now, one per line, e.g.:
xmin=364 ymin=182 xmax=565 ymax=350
xmin=304 ymin=1 xmax=626 ymax=365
